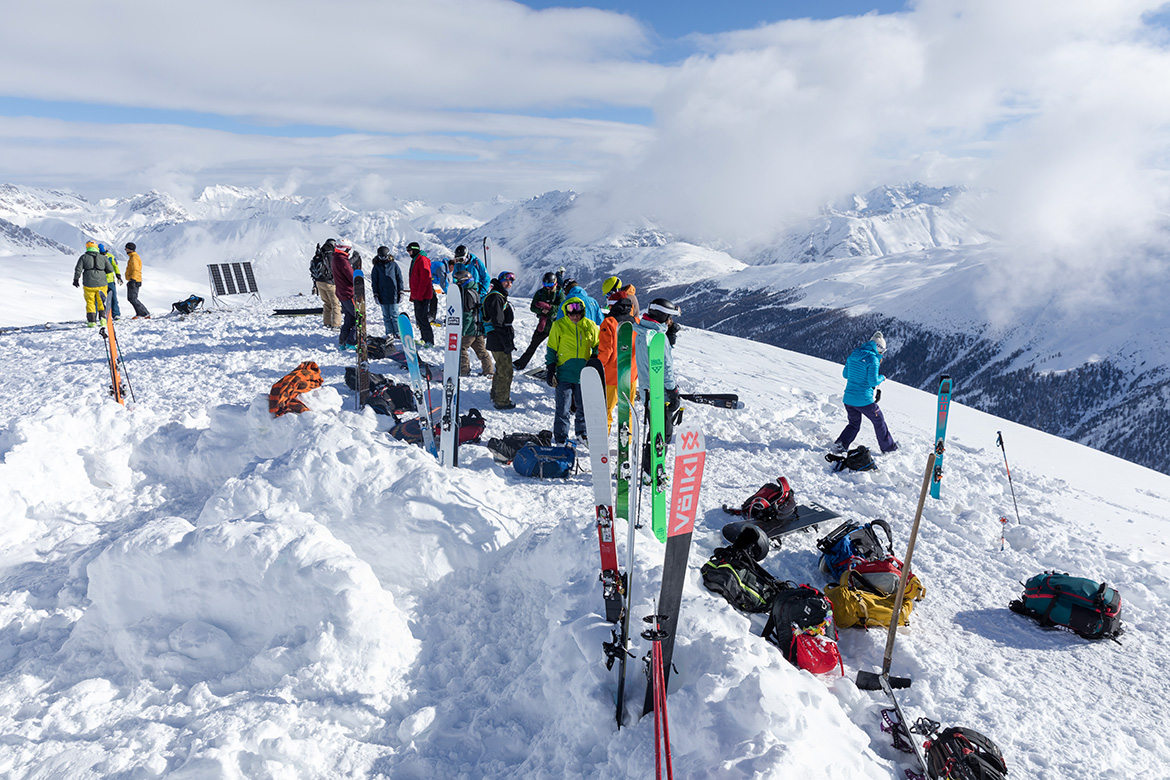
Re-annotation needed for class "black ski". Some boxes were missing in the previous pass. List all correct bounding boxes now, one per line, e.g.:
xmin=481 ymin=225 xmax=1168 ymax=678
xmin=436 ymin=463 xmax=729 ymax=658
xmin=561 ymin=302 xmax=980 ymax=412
xmin=679 ymin=393 xmax=739 ymax=409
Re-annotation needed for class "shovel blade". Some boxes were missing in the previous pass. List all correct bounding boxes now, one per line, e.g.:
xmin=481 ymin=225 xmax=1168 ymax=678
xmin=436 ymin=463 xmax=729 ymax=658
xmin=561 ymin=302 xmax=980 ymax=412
xmin=856 ymin=670 xmax=913 ymax=690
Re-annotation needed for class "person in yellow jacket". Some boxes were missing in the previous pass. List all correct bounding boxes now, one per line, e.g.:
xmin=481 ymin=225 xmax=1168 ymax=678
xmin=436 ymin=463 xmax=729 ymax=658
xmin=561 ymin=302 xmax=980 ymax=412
xmin=123 ymin=242 xmax=151 ymax=318
xmin=544 ymin=296 xmax=600 ymax=445
xmin=72 ymin=241 xmax=116 ymax=326
xmin=98 ymin=243 xmax=123 ymax=319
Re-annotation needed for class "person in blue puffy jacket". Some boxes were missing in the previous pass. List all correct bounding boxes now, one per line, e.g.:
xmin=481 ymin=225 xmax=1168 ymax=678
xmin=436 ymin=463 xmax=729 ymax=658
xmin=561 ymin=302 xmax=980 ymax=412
xmin=834 ymin=331 xmax=898 ymax=453
xmin=555 ymin=279 xmax=603 ymax=325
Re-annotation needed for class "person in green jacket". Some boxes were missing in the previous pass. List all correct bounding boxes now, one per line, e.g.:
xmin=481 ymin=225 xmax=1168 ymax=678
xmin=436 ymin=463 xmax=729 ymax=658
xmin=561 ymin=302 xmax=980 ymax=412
xmin=544 ymin=296 xmax=600 ymax=444
xmin=72 ymin=241 xmax=116 ymax=326
xmin=99 ymin=243 xmax=123 ymax=319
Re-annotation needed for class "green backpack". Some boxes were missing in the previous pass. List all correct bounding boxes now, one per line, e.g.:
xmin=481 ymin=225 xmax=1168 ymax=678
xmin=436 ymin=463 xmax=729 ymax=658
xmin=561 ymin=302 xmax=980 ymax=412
xmin=1009 ymin=572 xmax=1122 ymax=641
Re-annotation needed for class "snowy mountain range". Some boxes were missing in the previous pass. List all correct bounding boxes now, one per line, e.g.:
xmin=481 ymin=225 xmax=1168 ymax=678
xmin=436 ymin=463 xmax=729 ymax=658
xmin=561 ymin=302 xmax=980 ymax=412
xmin=2 ymin=181 xmax=1166 ymax=477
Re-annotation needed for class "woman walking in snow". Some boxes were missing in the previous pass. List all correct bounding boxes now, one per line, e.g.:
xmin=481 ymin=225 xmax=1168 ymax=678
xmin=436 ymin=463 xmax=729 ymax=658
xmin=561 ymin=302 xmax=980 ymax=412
xmin=834 ymin=331 xmax=898 ymax=454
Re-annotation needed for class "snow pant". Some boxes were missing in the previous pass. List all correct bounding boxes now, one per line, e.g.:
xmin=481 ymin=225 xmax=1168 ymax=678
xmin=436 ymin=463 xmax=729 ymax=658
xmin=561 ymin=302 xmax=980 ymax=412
xmin=126 ymin=280 xmax=150 ymax=317
xmin=836 ymin=402 xmax=897 ymax=453
xmin=605 ymin=384 xmax=618 ymax=432
xmin=339 ymin=299 xmax=357 ymax=347
xmin=428 ymin=296 xmax=439 ymax=325
xmin=106 ymin=282 xmax=121 ymax=318
xmin=413 ymin=299 xmax=435 ymax=346
xmin=641 ymin=388 xmax=680 ymax=474
xmin=491 ymin=351 xmax=513 ymax=407
xmin=316 ymin=282 xmax=342 ymax=328
xmin=378 ymin=302 xmax=400 ymax=337
xmin=513 ymin=321 xmax=550 ymax=370
xmin=554 ymin=380 xmax=587 ymax=444
xmin=460 ymin=335 xmax=494 ymax=376
xmin=84 ymin=286 xmax=106 ymax=323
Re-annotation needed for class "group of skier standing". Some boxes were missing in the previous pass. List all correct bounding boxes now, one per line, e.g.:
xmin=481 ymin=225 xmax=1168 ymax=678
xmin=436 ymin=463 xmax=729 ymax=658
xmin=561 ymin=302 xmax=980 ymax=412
xmin=71 ymin=241 xmax=151 ymax=325
xmin=307 ymin=237 xmax=898 ymax=454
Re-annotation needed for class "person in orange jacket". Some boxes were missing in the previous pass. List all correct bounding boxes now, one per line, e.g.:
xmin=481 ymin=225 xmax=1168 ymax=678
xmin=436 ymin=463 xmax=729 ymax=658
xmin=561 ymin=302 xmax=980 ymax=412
xmin=597 ymin=295 xmax=639 ymax=430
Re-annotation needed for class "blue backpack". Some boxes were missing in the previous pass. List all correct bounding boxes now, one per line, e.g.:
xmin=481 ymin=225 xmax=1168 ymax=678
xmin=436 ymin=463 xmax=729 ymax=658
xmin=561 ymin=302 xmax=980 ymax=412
xmin=513 ymin=443 xmax=576 ymax=479
xmin=816 ymin=519 xmax=894 ymax=579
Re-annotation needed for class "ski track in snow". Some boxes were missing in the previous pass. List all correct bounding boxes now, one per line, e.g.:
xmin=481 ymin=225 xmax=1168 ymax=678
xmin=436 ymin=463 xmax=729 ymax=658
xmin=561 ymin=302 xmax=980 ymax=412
xmin=0 ymin=297 xmax=1167 ymax=778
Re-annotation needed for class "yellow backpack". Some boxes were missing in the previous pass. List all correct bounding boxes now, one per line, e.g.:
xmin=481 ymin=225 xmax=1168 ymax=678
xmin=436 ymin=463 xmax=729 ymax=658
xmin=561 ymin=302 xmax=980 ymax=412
xmin=825 ymin=565 xmax=925 ymax=629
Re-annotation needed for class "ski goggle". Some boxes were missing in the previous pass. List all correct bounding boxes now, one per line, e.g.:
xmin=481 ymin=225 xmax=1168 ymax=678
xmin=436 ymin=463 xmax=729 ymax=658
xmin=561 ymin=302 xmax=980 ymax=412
xmin=499 ymin=272 xmax=516 ymax=283
xmin=565 ymin=302 xmax=585 ymax=315
xmin=543 ymin=279 xmax=556 ymax=288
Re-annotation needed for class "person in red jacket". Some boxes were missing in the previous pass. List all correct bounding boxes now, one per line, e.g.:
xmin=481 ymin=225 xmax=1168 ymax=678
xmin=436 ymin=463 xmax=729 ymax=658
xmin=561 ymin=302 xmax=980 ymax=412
xmin=407 ymin=242 xmax=435 ymax=346
xmin=332 ymin=239 xmax=358 ymax=350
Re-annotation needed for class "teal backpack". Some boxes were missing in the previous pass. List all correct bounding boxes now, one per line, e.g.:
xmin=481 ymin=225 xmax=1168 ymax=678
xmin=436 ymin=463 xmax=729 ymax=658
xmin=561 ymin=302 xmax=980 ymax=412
xmin=1009 ymin=572 xmax=1122 ymax=641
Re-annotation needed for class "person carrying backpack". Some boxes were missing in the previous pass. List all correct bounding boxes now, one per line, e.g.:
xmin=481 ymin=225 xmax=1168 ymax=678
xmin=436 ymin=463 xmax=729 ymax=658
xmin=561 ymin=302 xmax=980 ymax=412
xmin=122 ymin=242 xmax=150 ymax=319
xmin=406 ymin=242 xmax=436 ymax=346
xmin=634 ymin=298 xmax=683 ymax=471
xmin=370 ymin=246 xmax=404 ymax=338
xmin=99 ymin=243 xmax=123 ymax=320
xmin=454 ymin=269 xmax=494 ymax=376
xmin=484 ymin=271 xmax=517 ymax=409
xmin=514 ymin=271 xmax=565 ymax=370
xmin=545 ymin=296 xmax=600 ymax=444
xmin=310 ymin=238 xmax=342 ymax=328
xmin=556 ymin=278 xmax=603 ymax=325
xmin=602 ymin=275 xmax=641 ymax=319
xmin=598 ymin=295 xmax=638 ymax=429
xmin=452 ymin=244 xmax=489 ymax=297
xmin=833 ymin=331 xmax=898 ymax=454
xmin=72 ymin=241 xmax=116 ymax=326
xmin=332 ymin=239 xmax=359 ymax=350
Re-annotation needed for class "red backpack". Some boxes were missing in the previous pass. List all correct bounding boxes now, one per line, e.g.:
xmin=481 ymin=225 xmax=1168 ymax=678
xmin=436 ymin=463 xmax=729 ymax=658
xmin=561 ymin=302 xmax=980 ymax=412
xmin=763 ymin=585 xmax=844 ymax=676
xmin=733 ymin=476 xmax=797 ymax=521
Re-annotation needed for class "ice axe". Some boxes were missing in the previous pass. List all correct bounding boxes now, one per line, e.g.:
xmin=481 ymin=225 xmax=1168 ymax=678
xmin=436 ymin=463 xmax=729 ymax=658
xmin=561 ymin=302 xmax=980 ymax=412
xmin=856 ymin=451 xmax=935 ymax=692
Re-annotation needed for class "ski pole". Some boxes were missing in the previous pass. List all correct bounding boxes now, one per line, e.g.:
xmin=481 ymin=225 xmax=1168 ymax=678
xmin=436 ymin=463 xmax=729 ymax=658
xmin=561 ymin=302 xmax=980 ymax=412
xmin=995 ymin=432 xmax=1022 ymax=525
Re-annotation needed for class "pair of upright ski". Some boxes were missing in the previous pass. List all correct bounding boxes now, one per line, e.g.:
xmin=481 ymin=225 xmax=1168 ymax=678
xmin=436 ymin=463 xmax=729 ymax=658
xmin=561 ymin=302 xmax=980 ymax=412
xmin=100 ymin=303 xmax=133 ymax=405
xmin=587 ymin=323 xmax=707 ymax=734
xmin=393 ymin=292 xmax=463 ymax=465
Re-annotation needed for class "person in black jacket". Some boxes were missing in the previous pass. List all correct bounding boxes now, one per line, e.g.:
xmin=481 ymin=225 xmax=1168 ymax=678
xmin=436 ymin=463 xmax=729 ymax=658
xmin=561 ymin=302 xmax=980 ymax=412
xmin=514 ymin=271 xmax=565 ymax=370
xmin=483 ymin=271 xmax=517 ymax=409
xmin=370 ymin=246 xmax=405 ymax=338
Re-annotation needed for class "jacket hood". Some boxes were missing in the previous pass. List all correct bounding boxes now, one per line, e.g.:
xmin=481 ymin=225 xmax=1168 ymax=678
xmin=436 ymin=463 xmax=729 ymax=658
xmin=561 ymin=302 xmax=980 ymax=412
xmin=560 ymin=295 xmax=587 ymax=316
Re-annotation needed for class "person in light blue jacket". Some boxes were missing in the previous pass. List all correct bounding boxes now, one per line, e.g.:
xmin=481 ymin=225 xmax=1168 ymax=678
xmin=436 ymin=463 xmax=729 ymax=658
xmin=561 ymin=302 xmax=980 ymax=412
xmin=452 ymin=245 xmax=489 ymax=297
xmin=834 ymin=331 xmax=898 ymax=453
xmin=634 ymin=298 xmax=683 ymax=475
xmin=556 ymin=279 xmax=603 ymax=325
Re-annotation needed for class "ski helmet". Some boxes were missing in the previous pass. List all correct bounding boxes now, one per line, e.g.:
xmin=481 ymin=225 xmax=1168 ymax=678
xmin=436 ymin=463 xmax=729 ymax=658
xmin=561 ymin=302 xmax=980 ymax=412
xmin=454 ymin=245 xmax=467 ymax=258
xmin=561 ymin=278 xmax=577 ymax=292
xmin=377 ymin=245 xmax=390 ymax=256
xmin=871 ymin=331 xmax=886 ymax=354
xmin=124 ymin=242 xmax=136 ymax=251
xmin=497 ymin=271 xmax=516 ymax=283
xmin=406 ymin=241 xmax=421 ymax=255
xmin=335 ymin=239 xmax=352 ymax=255
xmin=85 ymin=241 xmax=97 ymax=251
xmin=647 ymin=298 xmax=681 ymax=321
xmin=98 ymin=243 xmax=106 ymax=253
xmin=542 ymin=272 xmax=556 ymax=286
xmin=602 ymin=276 xmax=622 ymax=297
xmin=454 ymin=269 xmax=473 ymax=285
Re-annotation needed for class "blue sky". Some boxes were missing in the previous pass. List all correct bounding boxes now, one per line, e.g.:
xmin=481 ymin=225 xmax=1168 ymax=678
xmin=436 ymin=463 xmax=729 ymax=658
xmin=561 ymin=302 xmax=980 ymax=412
xmin=1 ymin=0 xmax=1169 ymax=272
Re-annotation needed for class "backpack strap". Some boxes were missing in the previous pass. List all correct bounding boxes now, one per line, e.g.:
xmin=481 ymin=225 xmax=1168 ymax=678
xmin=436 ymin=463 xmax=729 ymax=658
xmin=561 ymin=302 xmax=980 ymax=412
xmin=870 ymin=518 xmax=894 ymax=556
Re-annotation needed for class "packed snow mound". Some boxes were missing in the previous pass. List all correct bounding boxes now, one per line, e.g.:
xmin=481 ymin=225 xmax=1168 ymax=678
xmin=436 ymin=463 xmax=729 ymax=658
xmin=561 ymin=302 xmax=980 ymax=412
xmin=64 ymin=512 xmax=417 ymax=697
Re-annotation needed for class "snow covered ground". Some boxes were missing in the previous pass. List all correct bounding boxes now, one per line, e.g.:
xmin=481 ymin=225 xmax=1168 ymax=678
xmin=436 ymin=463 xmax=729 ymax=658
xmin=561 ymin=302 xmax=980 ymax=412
xmin=0 ymin=292 xmax=1167 ymax=779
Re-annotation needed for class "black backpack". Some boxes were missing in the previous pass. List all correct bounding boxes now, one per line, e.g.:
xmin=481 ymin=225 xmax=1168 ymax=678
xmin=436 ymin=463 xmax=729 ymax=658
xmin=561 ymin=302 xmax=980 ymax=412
xmin=825 ymin=445 xmax=877 ymax=472
xmin=310 ymin=243 xmax=334 ymax=282
xmin=486 ymin=431 xmax=554 ymax=463
xmin=700 ymin=545 xmax=789 ymax=613
xmin=171 ymin=295 xmax=204 ymax=315
xmin=727 ymin=476 xmax=797 ymax=522
xmin=344 ymin=367 xmax=415 ymax=415
xmin=925 ymin=727 xmax=1008 ymax=780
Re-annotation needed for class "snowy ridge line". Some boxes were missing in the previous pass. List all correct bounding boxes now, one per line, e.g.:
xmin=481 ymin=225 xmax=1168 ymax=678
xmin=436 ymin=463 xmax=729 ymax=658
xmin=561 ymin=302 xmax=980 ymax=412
xmin=0 ymin=293 xmax=1168 ymax=777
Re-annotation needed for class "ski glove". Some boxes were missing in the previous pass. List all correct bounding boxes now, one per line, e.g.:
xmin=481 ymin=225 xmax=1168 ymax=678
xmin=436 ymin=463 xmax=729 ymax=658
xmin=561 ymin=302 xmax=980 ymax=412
xmin=73 ymin=279 xmax=80 ymax=288
xmin=116 ymin=275 xmax=124 ymax=284
xmin=545 ymin=364 xmax=558 ymax=388
xmin=875 ymin=388 xmax=881 ymax=403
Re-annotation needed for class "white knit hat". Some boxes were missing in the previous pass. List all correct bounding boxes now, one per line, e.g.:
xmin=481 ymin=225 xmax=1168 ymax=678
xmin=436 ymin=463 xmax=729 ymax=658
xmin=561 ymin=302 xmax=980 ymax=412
xmin=872 ymin=331 xmax=886 ymax=354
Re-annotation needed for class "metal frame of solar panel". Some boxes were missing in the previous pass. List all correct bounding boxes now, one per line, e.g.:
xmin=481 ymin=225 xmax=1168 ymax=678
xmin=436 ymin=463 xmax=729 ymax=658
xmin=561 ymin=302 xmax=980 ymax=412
xmin=207 ymin=262 xmax=261 ymax=308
